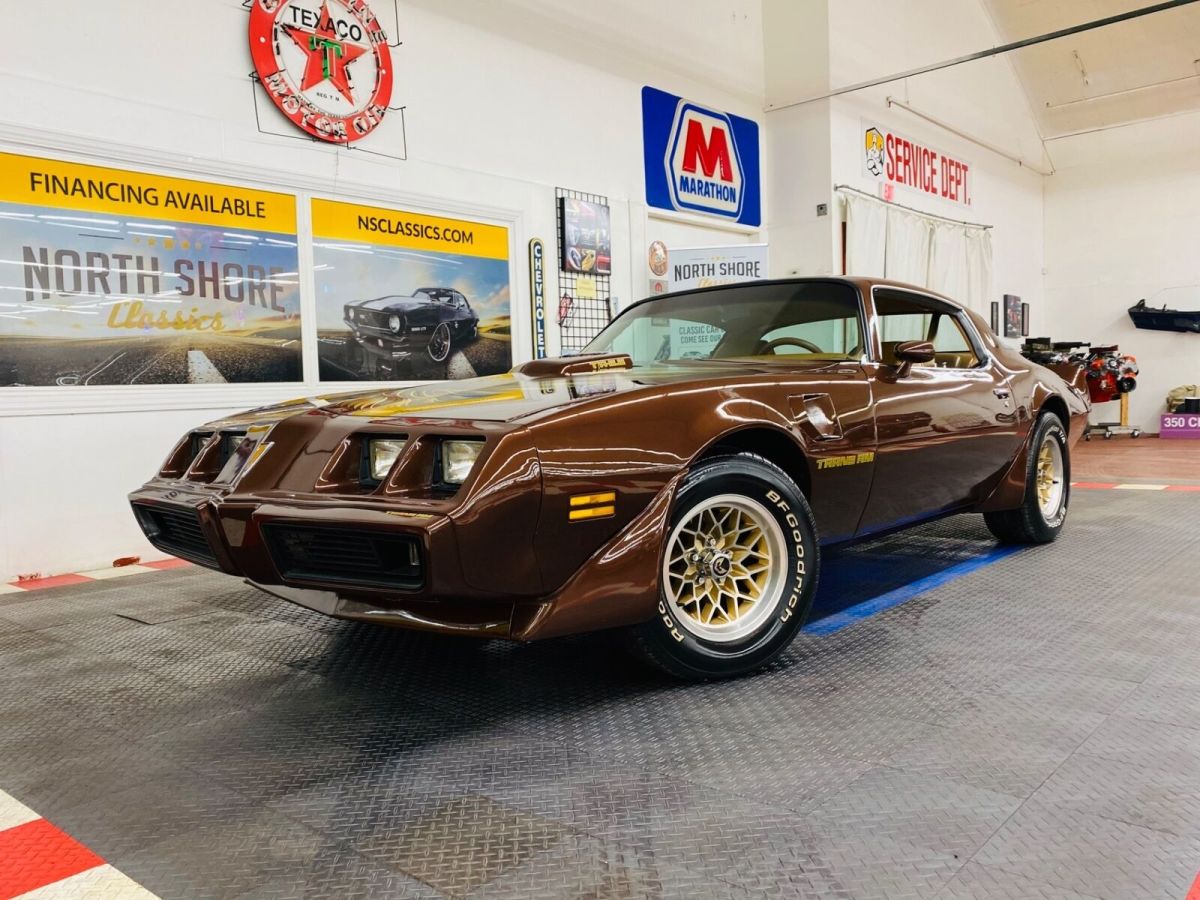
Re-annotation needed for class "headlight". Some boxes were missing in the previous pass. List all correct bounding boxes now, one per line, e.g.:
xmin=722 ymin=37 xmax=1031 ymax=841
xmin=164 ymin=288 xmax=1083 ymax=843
xmin=388 ymin=314 xmax=402 ymax=333
xmin=441 ymin=440 xmax=483 ymax=485
xmin=368 ymin=438 xmax=407 ymax=481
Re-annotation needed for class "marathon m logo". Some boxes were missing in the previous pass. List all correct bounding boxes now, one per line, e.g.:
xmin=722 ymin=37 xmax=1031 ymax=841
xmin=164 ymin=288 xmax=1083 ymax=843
xmin=667 ymin=105 xmax=743 ymax=218
xmin=642 ymin=86 xmax=761 ymax=227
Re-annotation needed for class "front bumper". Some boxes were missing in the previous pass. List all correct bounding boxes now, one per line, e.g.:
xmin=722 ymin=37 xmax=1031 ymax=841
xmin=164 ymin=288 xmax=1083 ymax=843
xmin=344 ymin=321 xmax=417 ymax=361
xmin=129 ymin=480 xmax=545 ymax=635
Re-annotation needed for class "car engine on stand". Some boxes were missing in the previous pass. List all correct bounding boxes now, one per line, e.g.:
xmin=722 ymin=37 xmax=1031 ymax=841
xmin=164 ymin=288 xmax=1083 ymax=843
xmin=1022 ymin=339 xmax=1142 ymax=439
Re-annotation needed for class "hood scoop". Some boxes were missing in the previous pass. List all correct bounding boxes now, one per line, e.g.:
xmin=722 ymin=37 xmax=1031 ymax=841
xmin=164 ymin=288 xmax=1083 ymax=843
xmin=514 ymin=354 xmax=633 ymax=378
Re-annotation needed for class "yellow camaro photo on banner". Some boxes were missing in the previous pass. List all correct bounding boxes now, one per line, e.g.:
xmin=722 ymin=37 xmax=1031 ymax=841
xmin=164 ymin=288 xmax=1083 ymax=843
xmin=311 ymin=197 xmax=511 ymax=382
xmin=0 ymin=153 xmax=302 ymax=386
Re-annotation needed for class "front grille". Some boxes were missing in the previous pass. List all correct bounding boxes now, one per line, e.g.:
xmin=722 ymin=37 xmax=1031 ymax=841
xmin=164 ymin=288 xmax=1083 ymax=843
xmin=132 ymin=503 xmax=217 ymax=566
xmin=351 ymin=308 xmax=390 ymax=329
xmin=262 ymin=523 xmax=423 ymax=590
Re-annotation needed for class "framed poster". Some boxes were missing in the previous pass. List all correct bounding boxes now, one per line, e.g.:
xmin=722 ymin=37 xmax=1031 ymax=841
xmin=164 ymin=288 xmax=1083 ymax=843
xmin=310 ymin=198 xmax=511 ymax=381
xmin=0 ymin=152 xmax=302 ymax=386
xmin=558 ymin=197 xmax=611 ymax=275
xmin=1003 ymin=294 xmax=1021 ymax=339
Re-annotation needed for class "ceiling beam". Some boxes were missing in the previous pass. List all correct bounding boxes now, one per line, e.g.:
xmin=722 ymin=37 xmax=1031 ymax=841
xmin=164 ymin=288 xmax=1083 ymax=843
xmin=766 ymin=0 xmax=1200 ymax=111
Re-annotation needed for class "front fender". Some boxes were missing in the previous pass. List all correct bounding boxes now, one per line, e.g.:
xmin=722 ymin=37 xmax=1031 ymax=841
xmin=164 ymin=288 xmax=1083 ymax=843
xmin=978 ymin=377 xmax=1086 ymax=512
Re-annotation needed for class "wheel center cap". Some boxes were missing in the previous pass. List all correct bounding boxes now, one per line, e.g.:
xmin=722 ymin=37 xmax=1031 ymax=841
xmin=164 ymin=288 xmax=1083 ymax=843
xmin=709 ymin=553 xmax=732 ymax=578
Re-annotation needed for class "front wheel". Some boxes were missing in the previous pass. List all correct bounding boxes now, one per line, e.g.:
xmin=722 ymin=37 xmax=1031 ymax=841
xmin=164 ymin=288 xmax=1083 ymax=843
xmin=984 ymin=412 xmax=1069 ymax=544
xmin=626 ymin=452 xmax=819 ymax=680
xmin=427 ymin=323 xmax=452 ymax=363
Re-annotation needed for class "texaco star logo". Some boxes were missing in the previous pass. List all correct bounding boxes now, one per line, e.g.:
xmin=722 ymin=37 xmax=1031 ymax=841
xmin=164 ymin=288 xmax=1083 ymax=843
xmin=249 ymin=0 xmax=394 ymax=144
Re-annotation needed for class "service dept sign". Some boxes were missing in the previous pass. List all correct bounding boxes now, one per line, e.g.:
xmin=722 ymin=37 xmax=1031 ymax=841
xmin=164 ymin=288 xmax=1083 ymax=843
xmin=862 ymin=120 xmax=972 ymax=207
xmin=249 ymin=0 xmax=393 ymax=144
xmin=642 ymin=86 xmax=761 ymax=227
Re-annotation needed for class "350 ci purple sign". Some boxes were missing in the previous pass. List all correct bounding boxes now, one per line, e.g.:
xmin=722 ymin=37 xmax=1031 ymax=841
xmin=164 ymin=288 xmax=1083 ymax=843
xmin=1161 ymin=413 xmax=1200 ymax=439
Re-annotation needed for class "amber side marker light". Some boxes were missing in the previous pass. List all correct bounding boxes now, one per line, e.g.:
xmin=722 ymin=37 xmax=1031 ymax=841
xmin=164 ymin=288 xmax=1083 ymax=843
xmin=569 ymin=492 xmax=616 ymax=521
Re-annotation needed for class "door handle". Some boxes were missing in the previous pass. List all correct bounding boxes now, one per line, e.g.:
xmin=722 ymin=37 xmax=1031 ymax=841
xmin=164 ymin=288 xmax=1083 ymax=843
xmin=993 ymin=388 xmax=1011 ymax=399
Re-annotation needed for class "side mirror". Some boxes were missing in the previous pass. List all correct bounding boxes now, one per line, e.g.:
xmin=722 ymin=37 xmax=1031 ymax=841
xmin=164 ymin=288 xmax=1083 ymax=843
xmin=893 ymin=340 xmax=935 ymax=377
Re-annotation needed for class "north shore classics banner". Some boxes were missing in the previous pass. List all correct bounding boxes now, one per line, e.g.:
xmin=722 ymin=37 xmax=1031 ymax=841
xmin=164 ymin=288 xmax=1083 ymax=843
xmin=310 ymin=198 xmax=511 ymax=382
xmin=0 ymin=152 xmax=302 ymax=386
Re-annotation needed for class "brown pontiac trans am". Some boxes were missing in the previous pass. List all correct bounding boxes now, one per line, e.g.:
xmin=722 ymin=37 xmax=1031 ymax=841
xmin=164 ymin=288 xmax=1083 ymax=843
xmin=131 ymin=278 xmax=1089 ymax=678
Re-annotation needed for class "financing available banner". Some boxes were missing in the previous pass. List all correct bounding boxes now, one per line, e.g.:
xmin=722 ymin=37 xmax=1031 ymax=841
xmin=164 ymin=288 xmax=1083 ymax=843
xmin=311 ymin=198 xmax=511 ymax=381
xmin=0 ymin=152 xmax=302 ymax=386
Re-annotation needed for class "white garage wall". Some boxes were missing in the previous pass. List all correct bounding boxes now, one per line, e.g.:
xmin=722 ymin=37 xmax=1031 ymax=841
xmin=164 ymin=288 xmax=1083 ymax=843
xmin=761 ymin=0 xmax=1047 ymax=329
xmin=0 ymin=0 xmax=766 ymax=580
xmin=825 ymin=0 xmax=1047 ymax=333
xmin=1044 ymin=111 xmax=1200 ymax=434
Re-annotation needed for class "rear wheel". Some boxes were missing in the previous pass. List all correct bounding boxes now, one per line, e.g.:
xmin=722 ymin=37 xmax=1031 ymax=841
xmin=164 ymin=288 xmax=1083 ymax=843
xmin=984 ymin=413 xmax=1069 ymax=544
xmin=626 ymin=453 xmax=819 ymax=680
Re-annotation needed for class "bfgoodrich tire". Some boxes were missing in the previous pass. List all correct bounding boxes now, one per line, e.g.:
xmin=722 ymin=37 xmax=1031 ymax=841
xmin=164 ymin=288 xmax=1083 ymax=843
xmin=984 ymin=412 xmax=1070 ymax=544
xmin=627 ymin=452 xmax=820 ymax=680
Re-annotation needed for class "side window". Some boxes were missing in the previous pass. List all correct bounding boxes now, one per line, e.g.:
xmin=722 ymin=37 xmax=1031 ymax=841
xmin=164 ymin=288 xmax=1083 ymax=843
xmin=931 ymin=316 xmax=980 ymax=368
xmin=874 ymin=291 xmax=980 ymax=368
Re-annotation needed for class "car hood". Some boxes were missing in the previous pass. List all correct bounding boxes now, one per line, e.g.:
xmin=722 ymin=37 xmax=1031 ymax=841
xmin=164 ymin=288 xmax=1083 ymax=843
xmin=204 ymin=355 xmax=850 ymax=428
xmin=348 ymin=296 xmax=429 ymax=314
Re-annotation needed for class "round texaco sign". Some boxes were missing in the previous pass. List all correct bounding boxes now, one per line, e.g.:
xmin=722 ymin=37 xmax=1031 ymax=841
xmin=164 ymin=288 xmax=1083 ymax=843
xmin=249 ymin=0 xmax=394 ymax=144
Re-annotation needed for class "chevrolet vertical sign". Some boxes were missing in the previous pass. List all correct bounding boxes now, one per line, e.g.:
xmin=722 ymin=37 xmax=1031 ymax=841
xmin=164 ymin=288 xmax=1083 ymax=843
xmin=642 ymin=86 xmax=761 ymax=227
xmin=529 ymin=238 xmax=547 ymax=360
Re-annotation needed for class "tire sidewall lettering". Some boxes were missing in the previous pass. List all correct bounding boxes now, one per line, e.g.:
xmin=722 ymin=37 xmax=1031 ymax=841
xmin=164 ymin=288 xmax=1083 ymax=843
xmin=765 ymin=486 xmax=806 ymax=623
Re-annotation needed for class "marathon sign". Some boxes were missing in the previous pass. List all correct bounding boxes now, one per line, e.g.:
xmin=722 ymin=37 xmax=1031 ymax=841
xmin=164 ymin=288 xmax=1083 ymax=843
xmin=642 ymin=86 xmax=761 ymax=227
xmin=862 ymin=121 xmax=972 ymax=208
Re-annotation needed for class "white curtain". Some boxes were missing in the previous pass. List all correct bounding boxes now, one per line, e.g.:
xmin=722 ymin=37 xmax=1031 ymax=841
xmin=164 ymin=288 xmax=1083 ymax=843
xmin=884 ymin=206 xmax=933 ymax=287
xmin=843 ymin=193 xmax=886 ymax=278
xmin=840 ymin=190 xmax=993 ymax=314
xmin=964 ymin=227 xmax=994 ymax=317
xmin=928 ymin=222 xmax=969 ymax=307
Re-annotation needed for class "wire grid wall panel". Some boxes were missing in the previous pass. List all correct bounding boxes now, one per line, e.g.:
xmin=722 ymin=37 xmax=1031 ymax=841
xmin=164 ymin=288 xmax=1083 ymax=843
xmin=555 ymin=187 xmax=612 ymax=353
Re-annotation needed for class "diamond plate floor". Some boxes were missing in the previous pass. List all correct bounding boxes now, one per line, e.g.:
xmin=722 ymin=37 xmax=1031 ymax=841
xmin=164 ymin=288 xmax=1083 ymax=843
xmin=1 ymin=490 xmax=1198 ymax=899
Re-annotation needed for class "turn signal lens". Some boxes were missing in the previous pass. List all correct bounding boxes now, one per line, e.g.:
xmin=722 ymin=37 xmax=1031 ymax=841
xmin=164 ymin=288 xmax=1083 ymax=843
xmin=441 ymin=440 xmax=484 ymax=485
xmin=368 ymin=438 xmax=407 ymax=481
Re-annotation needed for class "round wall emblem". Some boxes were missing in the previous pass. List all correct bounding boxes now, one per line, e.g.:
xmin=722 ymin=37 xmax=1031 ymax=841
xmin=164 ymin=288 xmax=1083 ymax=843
xmin=249 ymin=0 xmax=393 ymax=144
xmin=648 ymin=240 xmax=669 ymax=277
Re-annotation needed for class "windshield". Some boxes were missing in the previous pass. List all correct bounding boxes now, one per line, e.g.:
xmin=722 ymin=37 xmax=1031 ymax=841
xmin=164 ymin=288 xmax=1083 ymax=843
xmin=414 ymin=289 xmax=453 ymax=302
xmin=584 ymin=281 xmax=863 ymax=365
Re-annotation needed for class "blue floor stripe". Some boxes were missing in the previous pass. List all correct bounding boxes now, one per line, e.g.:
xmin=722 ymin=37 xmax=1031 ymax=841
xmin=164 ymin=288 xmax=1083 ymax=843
xmin=802 ymin=544 xmax=1026 ymax=636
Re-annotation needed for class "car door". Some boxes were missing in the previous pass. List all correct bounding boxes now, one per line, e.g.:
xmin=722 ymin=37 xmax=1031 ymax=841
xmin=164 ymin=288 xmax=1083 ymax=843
xmin=857 ymin=287 xmax=1021 ymax=536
